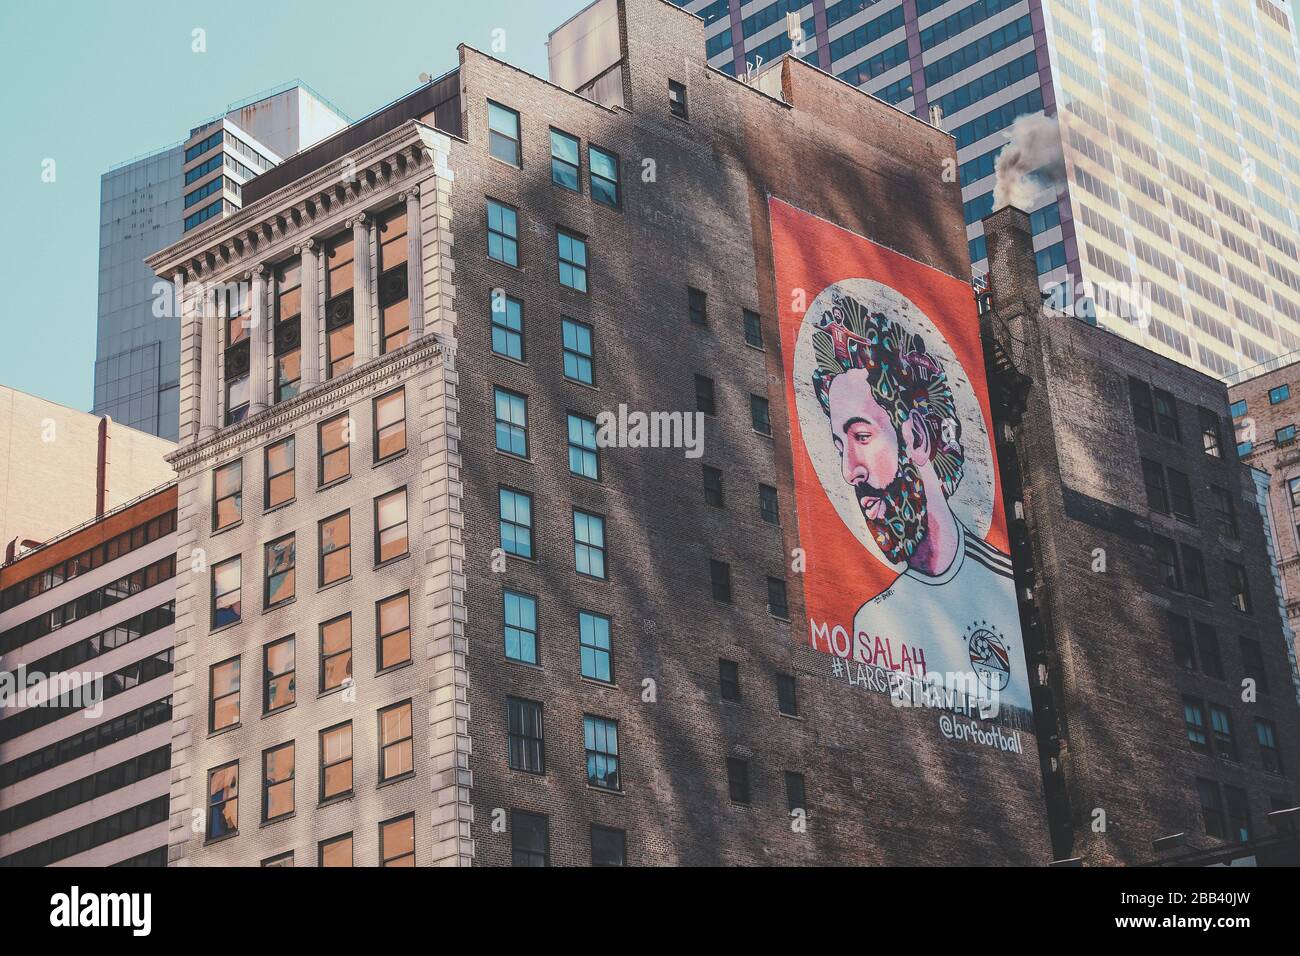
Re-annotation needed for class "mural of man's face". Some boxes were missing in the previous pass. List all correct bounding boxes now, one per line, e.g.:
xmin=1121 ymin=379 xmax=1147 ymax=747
xmin=826 ymin=368 xmax=929 ymax=564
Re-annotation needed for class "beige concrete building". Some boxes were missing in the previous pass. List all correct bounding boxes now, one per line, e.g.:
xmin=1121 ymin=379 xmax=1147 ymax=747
xmin=0 ymin=386 xmax=176 ymax=561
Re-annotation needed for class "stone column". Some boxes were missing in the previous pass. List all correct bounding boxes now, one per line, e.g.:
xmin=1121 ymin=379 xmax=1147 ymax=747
xmin=351 ymin=214 xmax=374 ymax=364
xmin=248 ymin=265 xmax=269 ymax=415
xmin=199 ymin=281 xmax=219 ymax=439
xmin=404 ymin=188 xmax=425 ymax=339
xmin=299 ymin=239 xmax=321 ymax=388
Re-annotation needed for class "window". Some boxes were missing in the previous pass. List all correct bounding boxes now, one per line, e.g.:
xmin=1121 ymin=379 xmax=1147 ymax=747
xmin=320 ymin=614 xmax=352 ymax=692
xmin=213 ymin=460 xmax=243 ymax=531
xmin=226 ymin=369 xmax=250 ymax=427
xmin=1129 ymin=377 xmax=1155 ymax=432
xmin=759 ymin=484 xmax=780 ymax=524
xmin=1210 ymin=705 xmax=1237 ymax=760
xmin=583 ymin=715 xmax=620 ymax=790
xmin=319 ymin=833 xmax=353 ymax=867
xmin=381 ymin=814 xmax=416 ymax=867
xmin=1270 ymin=384 xmax=1291 ymax=404
xmin=487 ymin=101 xmax=521 ymax=166
xmin=1198 ymin=778 xmax=1226 ymax=839
xmin=264 ymin=437 xmax=295 ymax=509
xmin=224 ymin=282 xmax=252 ymax=426
xmin=557 ymin=230 xmax=588 ymax=292
xmin=511 ymin=810 xmax=548 ymax=866
xmin=319 ymin=512 xmax=351 ymax=586
xmin=574 ymin=510 xmax=607 ymax=578
xmin=374 ymin=488 xmax=409 ymax=564
xmin=785 ymin=771 xmax=806 ymax=816
xmin=1169 ymin=613 xmax=1195 ymax=670
xmin=1154 ymin=388 xmax=1181 ymax=441
xmin=264 ymin=535 xmax=296 ymax=608
xmin=486 ymin=198 xmax=519 ymax=266
xmin=668 ymin=79 xmax=688 ymax=118
xmin=325 ymin=232 xmax=355 ymax=378
xmin=262 ymin=852 xmax=293 ymax=867
xmin=507 ymin=697 xmax=544 ymax=774
xmin=702 ymin=465 xmax=724 ymax=507
xmin=710 ymin=559 xmax=732 ymax=603
xmin=1277 ymin=424 xmax=1297 ymax=446
xmin=589 ymin=145 xmax=620 ymax=206
xmin=579 ymin=611 xmax=612 ymax=683
xmin=499 ymin=488 xmax=533 ymax=558
xmin=212 ymin=556 xmax=241 ymax=628
xmin=695 ymin=375 xmax=716 ymax=415
xmin=567 ymin=413 xmax=600 ymax=479
xmin=776 ymin=673 xmax=798 ymax=716
xmin=318 ymin=414 xmax=350 ymax=486
xmin=727 ymin=757 xmax=750 ymax=804
xmin=561 ymin=318 xmax=594 ymax=384
xmin=377 ymin=206 xmax=410 ymax=354
xmin=1153 ymin=534 xmax=1181 ymax=590
xmin=1200 ymin=408 xmax=1222 ymax=457
xmin=493 ymin=388 xmax=529 ymax=457
xmin=263 ymin=636 xmax=295 ymax=713
xmin=713 ymin=655 xmax=748 ymax=709
xmin=1167 ymin=468 xmax=1195 ymax=521
xmin=1184 ymin=697 xmax=1210 ymax=754
xmin=206 ymin=763 xmax=238 ymax=840
xmin=374 ymin=388 xmax=407 ymax=461
xmin=1181 ymin=545 xmax=1208 ymax=600
xmin=210 ymin=657 xmax=241 ymax=732
xmin=1194 ymin=622 xmax=1223 ymax=679
xmin=743 ymin=309 xmax=764 ymax=348
xmin=320 ymin=722 xmax=353 ymax=800
xmin=751 ymin=394 xmax=772 ymax=435
xmin=1240 ymin=637 xmax=1268 ymax=694
xmin=1141 ymin=458 xmax=1169 ymax=513
xmin=491 ymin=293 xmax=524 ymax=361
xmin=1291 ymin=476 xmax=1300 ymax=508
xmin=379 ymin=700 xmax=414 ymax=781
xmin=1226 ymin=562 xmax=1252 ymax=613
xmin=591 ymin=825 xmax=626 ymax=866
xmin=1211 ymin=486 xmax=1238 ymax=539
xmin=550 ymin=129 xmax=580 ymax=190
xmin=503 ymin=590 xmax=538 ymax=665
xmin=377 ymin=592 xmax=412 ymax=671
xmin=274 ymin=259 xmax=302 ymax=403
xmin=768 ymin=577 xmax=789 ymax=619
xmin=1224 ymin=785 xmax=1251 ymax=842
xmin=1257 ymin=719 xmax=1283 ymax=773
xmin=689 ymin=286 xmax=708 ymax=326
xmin=262 ymin=742 xmax=294 ymax=822
xmin=1229 ymin=399 xmax=1247 ymax=419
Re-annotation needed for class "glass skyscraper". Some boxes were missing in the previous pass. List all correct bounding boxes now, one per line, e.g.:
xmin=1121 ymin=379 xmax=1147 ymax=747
xmin=94 ymin=82 xmax=350 ymax=439
xmin=677 ymin=0 xmax=1300 ymax=380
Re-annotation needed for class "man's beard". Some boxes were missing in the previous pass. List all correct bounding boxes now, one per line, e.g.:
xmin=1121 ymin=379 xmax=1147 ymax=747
xmin=855 ymin=454 xmax=929 ymax=565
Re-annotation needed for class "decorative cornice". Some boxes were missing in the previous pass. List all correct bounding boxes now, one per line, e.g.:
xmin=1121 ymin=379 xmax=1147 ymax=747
xmin=166 ymin=334 xmax=446 ymax=472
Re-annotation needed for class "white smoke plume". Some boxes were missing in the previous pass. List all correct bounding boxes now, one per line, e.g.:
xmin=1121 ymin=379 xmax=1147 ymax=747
xmin=993 ymin=113 xmax=1067 ymax=211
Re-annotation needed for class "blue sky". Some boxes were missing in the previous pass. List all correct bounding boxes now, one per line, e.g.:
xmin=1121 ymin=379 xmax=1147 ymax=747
xmin=0 ymin=0 xmax=591 ymax=412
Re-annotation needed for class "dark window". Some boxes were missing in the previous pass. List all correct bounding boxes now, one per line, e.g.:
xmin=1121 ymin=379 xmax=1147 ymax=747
xmin=377 ymin=592 xmax=412 ymax=671
xmin=318 ymin=413 xmax=351 ymax=486
xmin=710 ymin=559 xmax=732 ymax=603
xmin=1168 ymin=468 xmax=1195 ymax=521
xmin=550 ymin=129 xmax=580 ymax=191
xmin=503 ymin=590 xmax=538 ymax=665
xmin=262 ymin=852 xmax=293 ymax=867
xmin=751 ymin=394 xmax=772 ymax=435
xmin=375 ymin=488 xmax=409 ymax=564
xmin=702 ymin=465 xmax=725 ymax=507
xmin=507 ymin=697 xmax=544 ymax=774
xmin=727 ymin=757 xmax=750 ymax=804
xmin=1210 ymin=705 xmax=1237 ymax=760
xmin=1270 ymin=384 xmax=1291 ymax=405
xmin=768 ymin=577 xmax=789 ymax=619
xmin=1200 ymin=408 xmax=1222 ymax=457
xmin=262 ymin=742 xmax=294 ymax=822
xmin=689 ymin=286 xmax=708 ymax=326
xmin=1129 ymin=377 xmax=1155 ymax=432
xmin=1290 ymin=476 xmax=1300 ymax=508
xmin=1211 ymin=485 xmax=1238 ymax=539
xmin=487 ymin=101 xmax=521 ymax=166
xmin=206 ymin=762 xmax=238 ymax=840
xmin=213 ymin=460 xmax=243 ymax=531
xmin=264 ymin=436 xmax=295 ymax=509
xmin=499 ymin=487 xmax=533 ymax=559
xmin=1198 ymin=778 xmax=1226 ymax=838
xmin=319 ymin=833 xmax=353 ymax=867
xmin=785 ymin=771 xmax=806 ymax=815
xmin=1141 ymin=458 xmax=1169 ymax=513
xmin=584 ymin=715 xmax=620 ymax=790
xmin=579 ymin=611 xmax=613 ymax=683
xmin=743 ymin=309 xmax=764 ymax=348
xmin=374 ymin=388 xmax=407 ymax=461
xmin=320 ymin=614 xmax=352 ymax=692
xmin=589 ymin=145 xmax=620 ymax=206
xmin=557 ymin=229 xmax=588 ymax=292
xmin=759 ymin=484 xmax=780 ymax=524
xmin=319 ymin=511 xmax=351 ymax=586
xmin=1226 ymin=562 xmax=1252 ymax=614
xmin=210 ymin=656 xmax=241 ymax=732
xmin=591 ymin=825 xmax=626 ymax=866
xmin=1168 ymin=613 xmax=1195 ymax=671
xmin=1184 ymin=697 xmax=1210 ymax=754
xmin=1153 ymin=534 xmax=1181 ymax=590
xmin=1276 ymin=424 xmax=1296 ymax=446
xmin=1257 ymin=719 xmax=1283 ymax=774
xmin=719 ymin=659 xmax=740 ymax=701
xmin=1154 ymin=388 xmax=1181 ymax=441
xmin=381 ymin=814 xmax=416 ymax=867
xmin=574 ymin=510 xmax=607 ymax=579
xmin=263 ymin=636 xmax=295 ymax=714
xmin=776 ymin=673 xmax=798 ymax=716
xmin=274 ymin=260 xmax=302 ymax=403
xmin=490 ymin=293 xmax=524 ymax=361
xmin=511 ymin=810 xmax=548 ymax=866
xmin=211 ymin=556 xmax=241 ymax=629
xmin=1224 ymin=785 xmax=1251 ymax=842
xmin=378 ymin=700 xmax=414 ymax=781
xmin=695 ymin=374 xmax=716 ymax=415
xmin=567 ymin=413 xmax=600 ymax=479
xmin=668 ymin=79 xmax=688 ymax=118
xmin=1240 ymin=637 xmax=1268 ymax=694
xmin=1193 ymin=622 xmax=1223 ymax=679
xmin=493 ymin=387 xmax=529 ymax=457
xmin=320 ymin=722 xmax=353 ymax=800
xmin=487 ymin=198 xmax=520 ymax=267
xmin=1182 ymin=545 xmax=1208 ymax=599
xmin=562 ymin=318 xmax=594 ymax=384
xmin=264 ymin=534 xmax=296 ymax=608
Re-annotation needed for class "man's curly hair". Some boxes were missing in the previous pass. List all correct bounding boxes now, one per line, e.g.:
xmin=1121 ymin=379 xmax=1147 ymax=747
xmin=810 ymin=289 xmax=965 ymax=498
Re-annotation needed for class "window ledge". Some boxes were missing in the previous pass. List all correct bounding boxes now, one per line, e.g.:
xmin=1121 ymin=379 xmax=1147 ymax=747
xmin=317 ymin=476 xmax=352 ymax=494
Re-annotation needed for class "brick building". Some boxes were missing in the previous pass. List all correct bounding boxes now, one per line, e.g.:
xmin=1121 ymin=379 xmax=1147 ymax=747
xmin=0 ymin=484 xmax=177 ymax=867
xmin=146 ymin=0 xmax=1054 ymax=867
xmin=982 ymin=207 xmax=1300 ymax=866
